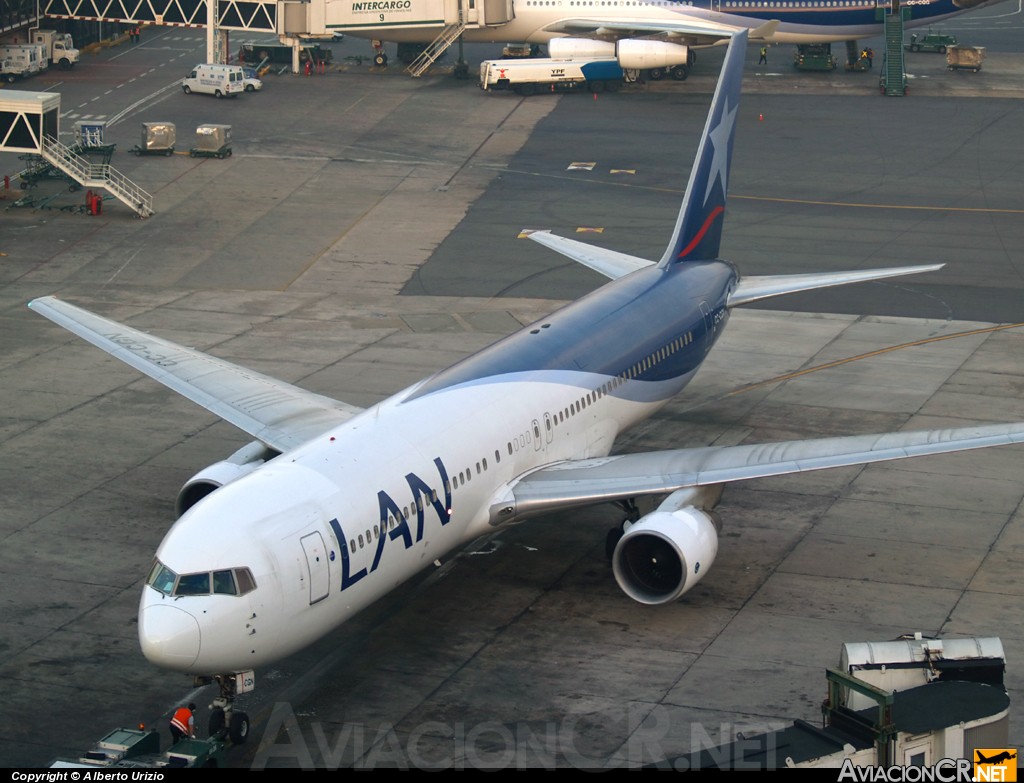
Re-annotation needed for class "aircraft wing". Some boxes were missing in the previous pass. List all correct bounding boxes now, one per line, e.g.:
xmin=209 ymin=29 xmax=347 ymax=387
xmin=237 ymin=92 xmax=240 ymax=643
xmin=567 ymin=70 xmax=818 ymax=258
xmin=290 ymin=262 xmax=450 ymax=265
xmin=28 ymin=297 xmax=363 ymax=453
xmin=503 ymin=422 xmax=1024 ymax=519
xmin=543 ymin=18 xmax=779 ymax=46
xmin=526 ymin=231 xmax=654 ymax=280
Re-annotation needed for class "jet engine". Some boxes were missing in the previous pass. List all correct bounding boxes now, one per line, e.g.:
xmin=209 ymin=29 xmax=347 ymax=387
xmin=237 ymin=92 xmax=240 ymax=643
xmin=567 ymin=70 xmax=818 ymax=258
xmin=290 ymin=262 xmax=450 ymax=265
xmin=616 ymin=40 xmax=690 ymax=70
xmin=547 ymin=38 xmax=690 ymax=70
xmin=547 ymin=38 xmax=616 ymax=59
xmin=175 ymin=441 xmax=278 ymax=517
xmin=612 ymin=503 xmax=719 ymax=605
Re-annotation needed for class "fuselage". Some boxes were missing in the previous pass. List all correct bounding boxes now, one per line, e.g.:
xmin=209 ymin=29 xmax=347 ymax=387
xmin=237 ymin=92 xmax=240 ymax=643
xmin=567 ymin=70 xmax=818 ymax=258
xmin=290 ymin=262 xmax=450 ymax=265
xmin=342 ymin=0 xmax=1005 ymax=45
xmin=138 ymin=259 xmax=738 ymax=674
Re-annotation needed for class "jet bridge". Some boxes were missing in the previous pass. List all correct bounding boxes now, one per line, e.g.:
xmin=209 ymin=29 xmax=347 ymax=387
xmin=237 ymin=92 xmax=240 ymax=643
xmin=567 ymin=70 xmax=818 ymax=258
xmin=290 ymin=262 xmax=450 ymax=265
xmin=1 ymin=90 xmax=153 ymax=217
xmin=39 ymin=0 xmax=515 ymax=73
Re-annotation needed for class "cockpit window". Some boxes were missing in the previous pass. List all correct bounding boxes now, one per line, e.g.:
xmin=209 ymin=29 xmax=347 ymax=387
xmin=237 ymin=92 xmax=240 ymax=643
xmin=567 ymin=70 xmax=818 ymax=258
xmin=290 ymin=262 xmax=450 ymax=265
xmin=235 ymin=567 xmax=256 ymax=595
xmin=148 ymin=561 xmax=178 ymax=595
xmin=146 ymin=560 xmax=256 ymax=597
xmin=213 ymin=569 xmax=236 ymax=595
xmin=175 ymin=572 xmax=211 ymax=596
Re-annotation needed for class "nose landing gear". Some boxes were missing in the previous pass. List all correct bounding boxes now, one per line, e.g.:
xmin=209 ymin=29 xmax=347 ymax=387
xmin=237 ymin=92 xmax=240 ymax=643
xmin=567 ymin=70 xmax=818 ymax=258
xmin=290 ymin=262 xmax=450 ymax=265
xmin=199 ymin=672 xmax=253 ymax=745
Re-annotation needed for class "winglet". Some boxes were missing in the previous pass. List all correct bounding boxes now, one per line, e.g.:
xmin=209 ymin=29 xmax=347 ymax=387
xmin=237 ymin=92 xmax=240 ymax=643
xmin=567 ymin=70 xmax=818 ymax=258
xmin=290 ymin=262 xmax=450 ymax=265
xmin=657 ymin=29 xmax=746 ymax=268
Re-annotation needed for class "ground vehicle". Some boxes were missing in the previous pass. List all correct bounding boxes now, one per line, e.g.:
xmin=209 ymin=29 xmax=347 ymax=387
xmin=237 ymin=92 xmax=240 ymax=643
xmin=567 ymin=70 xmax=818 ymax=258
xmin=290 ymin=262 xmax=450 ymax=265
xmin=31 ymin=29 xmax=80 ymax=69
xmin=946 ymin=44 xmax=985 ymax=72
xmin=905 ymin=31 xmax=957 ymax=53
xmin=237 ymin=40 xmax=332 ymax=65
xmin=182 ymin=64 xmax=244 ymax=98
xmin=49 ymin=726 xmax=226 ymax=768
xmin=241 ymin=66 xmax=262 ymax=91
xmin=794 ymin=43 xmax=836 ymax=70
xmin=0 ymin=44 xmax=42 ymax=80
xmin=480 ymin=57 xmax=625 ymax=95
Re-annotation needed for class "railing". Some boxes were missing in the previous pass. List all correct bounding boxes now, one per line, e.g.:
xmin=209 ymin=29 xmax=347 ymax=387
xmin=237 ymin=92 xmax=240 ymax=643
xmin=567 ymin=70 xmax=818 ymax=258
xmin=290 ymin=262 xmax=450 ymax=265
xmin=406 ymin=22 xmax=466 ymax=77
xmin=42 ymin=135 xmax=154 ymax=217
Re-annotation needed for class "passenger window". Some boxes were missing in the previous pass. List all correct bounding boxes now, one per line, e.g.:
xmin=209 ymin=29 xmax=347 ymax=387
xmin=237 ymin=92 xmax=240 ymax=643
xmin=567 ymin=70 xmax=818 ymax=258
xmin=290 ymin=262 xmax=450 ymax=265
xmin=213 ymin=570 xmax=237 ymax=595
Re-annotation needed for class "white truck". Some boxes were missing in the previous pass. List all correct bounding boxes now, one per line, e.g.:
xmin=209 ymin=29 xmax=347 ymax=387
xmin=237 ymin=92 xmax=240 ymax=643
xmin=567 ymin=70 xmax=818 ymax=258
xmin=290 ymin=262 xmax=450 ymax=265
xmin=182 ymin=63 xmax=245 ymax=98
xmin=479 ymin=57 xmax=626 ymax=95
xmin=0 ymin=44 xmax=43 ymax=82
xmin=31 ymin=29 xmax=80 ymax=69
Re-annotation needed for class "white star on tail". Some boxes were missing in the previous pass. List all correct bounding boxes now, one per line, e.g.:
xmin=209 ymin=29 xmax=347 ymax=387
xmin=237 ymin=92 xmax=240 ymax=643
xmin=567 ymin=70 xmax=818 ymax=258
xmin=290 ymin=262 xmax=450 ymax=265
xmin=703 ymin=97 xmax=738 ymax=206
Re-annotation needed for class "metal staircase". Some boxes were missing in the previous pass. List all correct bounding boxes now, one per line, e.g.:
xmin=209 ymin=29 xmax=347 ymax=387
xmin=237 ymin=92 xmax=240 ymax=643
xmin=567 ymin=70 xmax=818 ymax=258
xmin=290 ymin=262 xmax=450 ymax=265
xmin=41 ymin=136 xmax=154 ymax=217
xmin=881 ymin=11 xmax=907 ymax=96
xmin=406 ymin=22 xmax=466 ymax=77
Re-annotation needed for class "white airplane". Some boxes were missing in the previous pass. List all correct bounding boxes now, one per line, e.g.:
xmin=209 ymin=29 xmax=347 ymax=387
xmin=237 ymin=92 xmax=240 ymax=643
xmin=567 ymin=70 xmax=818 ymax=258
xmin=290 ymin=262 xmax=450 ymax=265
xmin=29 ymin=30 xmax=1024 ymax=744
xmin=330 ymin=0 xmax=1011 ymax=75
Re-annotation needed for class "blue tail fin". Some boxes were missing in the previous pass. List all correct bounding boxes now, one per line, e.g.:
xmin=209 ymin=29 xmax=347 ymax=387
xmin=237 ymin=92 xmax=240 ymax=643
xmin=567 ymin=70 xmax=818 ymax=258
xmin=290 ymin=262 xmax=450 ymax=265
xmin=657 ymin=30 xmax=747 ymax=268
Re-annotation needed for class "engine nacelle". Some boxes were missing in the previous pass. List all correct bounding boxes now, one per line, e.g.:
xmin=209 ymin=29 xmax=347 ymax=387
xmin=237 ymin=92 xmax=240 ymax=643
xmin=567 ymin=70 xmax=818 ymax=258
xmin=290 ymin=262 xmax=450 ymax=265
xmin=547 ymin=37 xmax=617 ymax=60
xmin=612 ymin=507 xmax=718 ymax=605
xmin=175 ymin=441 xmax=276 ymax=517
xmin=616 ymin=40 xmax=690 ymax=70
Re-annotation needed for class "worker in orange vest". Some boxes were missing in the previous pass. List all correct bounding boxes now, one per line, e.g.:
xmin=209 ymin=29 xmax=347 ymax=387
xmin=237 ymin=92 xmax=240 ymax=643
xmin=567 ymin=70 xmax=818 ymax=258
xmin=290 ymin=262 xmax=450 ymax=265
xmin=169 ymin=702 xmax=197 ymax=744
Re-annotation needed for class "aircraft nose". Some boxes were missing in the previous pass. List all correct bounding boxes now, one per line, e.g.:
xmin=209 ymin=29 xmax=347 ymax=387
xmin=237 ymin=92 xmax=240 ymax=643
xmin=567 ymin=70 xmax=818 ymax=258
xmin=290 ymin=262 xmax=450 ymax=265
xmin=138 ymin=603 xmax=201 ymax=671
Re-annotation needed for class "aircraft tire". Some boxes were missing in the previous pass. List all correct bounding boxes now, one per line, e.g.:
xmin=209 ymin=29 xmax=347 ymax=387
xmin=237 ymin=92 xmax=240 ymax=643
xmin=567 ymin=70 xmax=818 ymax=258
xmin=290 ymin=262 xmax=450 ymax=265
xmin=605 ymin=79 xmax=621 ymax=92
xmin=229 ymin=711 xmax=250 ymax=744
xmin=374 ymin=53 xmax=387 ymax=67
xmin=670 ymin=65 xmax=689 ymax=81
xmin=647 ymin=67 xmax=665 ymax=81
xmin=606 ymin=525 xmax=624 ymax=561
xmin=208 ymin=707 xmax=226 ymax=737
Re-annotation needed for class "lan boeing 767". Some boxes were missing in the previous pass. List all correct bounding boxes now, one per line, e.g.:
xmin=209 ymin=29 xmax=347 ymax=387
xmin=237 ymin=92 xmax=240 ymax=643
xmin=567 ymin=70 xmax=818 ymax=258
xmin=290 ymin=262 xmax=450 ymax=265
xmin=29 ymin=31 xmax=1024 ymax=743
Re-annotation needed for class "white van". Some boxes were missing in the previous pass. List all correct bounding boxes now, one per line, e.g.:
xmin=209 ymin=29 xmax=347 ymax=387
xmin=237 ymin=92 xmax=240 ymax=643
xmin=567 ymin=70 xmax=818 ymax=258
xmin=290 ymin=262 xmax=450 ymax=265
xmin=182 ymin=64 xmax=244 ymax=98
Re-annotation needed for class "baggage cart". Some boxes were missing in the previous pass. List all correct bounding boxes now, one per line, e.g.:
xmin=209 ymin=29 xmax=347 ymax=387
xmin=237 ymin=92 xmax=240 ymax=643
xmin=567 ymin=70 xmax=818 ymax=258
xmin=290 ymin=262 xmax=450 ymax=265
xmin=946 ymin=45 xmax=985 ymax=72
xmin=131 ymin=122 xmax=176 ymax=156
xmin=189 ymin=124 xmax=232 ymax=159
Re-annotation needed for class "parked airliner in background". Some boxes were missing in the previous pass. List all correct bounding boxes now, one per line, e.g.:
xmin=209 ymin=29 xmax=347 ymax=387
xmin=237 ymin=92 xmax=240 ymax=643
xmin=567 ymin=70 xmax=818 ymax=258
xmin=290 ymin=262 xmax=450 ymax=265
xmin=328 ymin=0 xmax=1011 ymax=74
xmin=30 ymin=30 xmax=1024 ymax=744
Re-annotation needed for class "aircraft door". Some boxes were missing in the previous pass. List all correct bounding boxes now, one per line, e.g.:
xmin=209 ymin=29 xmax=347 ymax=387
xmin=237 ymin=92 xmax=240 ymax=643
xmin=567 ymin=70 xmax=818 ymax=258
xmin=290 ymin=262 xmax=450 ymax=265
xmin=300 ymin=531 xmax=331 ymax=605
xmin=532 ymin=418 xmax=544 ymax=451
xmin=461 ymin=0 xmax=479 ymax=25
xmin=543 ymin=412 xmax=553 ymax=444
xmin=699 ymin=301 xmax=713 ymax=355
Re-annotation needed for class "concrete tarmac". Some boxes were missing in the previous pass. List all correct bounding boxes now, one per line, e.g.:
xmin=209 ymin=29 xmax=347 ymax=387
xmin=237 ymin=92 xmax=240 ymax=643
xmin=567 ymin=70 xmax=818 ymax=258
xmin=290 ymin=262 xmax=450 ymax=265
xmin=1 ymin=25 xmax=1022 ymax=767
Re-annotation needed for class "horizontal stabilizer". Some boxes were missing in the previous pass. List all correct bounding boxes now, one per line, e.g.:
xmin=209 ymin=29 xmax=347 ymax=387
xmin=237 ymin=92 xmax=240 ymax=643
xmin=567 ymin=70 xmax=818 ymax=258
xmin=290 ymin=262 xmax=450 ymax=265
xmin=506 ymin=421 xmax=1024 ymax=520
xmin=727 ymin=264 xmax=944 ymax=308
xmin=527 ymin=231 xmax=654 ymax=280
xmin=28 ymin=297 xmax=363 ymax=452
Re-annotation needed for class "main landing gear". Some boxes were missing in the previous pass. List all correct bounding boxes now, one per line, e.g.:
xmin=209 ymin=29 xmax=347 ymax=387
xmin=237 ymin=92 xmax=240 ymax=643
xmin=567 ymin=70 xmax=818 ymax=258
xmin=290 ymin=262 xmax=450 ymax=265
xmin=605 ymin=499 xmax=641 ymax=559
xmin=199 ymin=673 xmax=252 ymax=745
